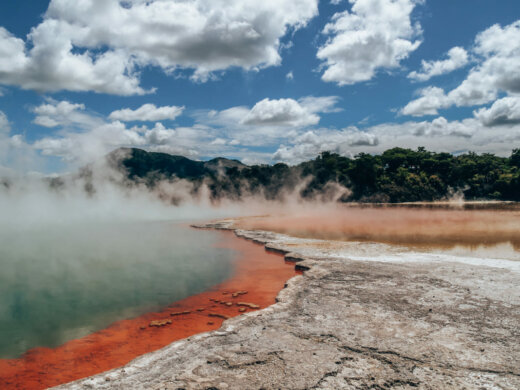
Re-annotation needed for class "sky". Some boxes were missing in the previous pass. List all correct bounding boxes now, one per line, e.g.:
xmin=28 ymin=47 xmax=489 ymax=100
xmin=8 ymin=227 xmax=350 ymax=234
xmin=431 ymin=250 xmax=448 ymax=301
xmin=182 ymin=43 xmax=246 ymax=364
xmin=0 ymin=0 xmax=519 ymax=173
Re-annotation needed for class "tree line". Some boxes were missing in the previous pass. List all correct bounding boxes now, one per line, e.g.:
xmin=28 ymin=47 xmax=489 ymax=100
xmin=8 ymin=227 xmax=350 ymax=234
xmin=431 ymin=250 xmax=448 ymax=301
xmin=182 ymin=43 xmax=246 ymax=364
xmin=117 ymin=147 xmax=520 ymax=203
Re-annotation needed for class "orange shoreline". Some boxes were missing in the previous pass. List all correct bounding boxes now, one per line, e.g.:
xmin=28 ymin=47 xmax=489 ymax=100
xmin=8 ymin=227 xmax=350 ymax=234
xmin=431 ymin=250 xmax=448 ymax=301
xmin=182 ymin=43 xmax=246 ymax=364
xmin=0 ymin=229 xmax=299 ymax=390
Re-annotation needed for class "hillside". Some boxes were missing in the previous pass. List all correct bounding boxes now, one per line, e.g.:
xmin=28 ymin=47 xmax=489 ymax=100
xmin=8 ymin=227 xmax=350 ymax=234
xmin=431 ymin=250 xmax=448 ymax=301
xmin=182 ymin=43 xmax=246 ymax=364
xmin=109 ymin=147 xmax=520 ymax=203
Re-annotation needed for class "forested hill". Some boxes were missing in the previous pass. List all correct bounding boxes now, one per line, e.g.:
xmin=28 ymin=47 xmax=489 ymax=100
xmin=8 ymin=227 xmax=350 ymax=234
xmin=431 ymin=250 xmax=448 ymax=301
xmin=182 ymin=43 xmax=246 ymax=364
xmin=111 ymin=147 xmax=520 ymax=203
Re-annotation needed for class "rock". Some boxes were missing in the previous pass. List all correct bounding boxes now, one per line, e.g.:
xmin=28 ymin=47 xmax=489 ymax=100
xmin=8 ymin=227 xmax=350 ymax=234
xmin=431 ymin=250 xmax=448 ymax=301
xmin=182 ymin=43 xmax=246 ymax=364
xmin=197 ymin=308 xmax=205 ymax=312
xmin=232 ymin=291 xmax=248 ymax=297
xmin=284 ymin=253 xmax=305 ymax=263
xmin=295 ymin=264 xmax=311 ymax=272
xmin=238 ymin=308 xmax=246 ymax=313
xmin=149 ymin=319 xmax=172 ymax=327
xmin=225 ymin=302 xmax=233 ymax=307
xmin=237 ymin=302 xmax=260 ymax=309
xmin=208 ymin=313 xmax=230 ymax=320
xmin=264 ymin=243 xmax=288 ymax=255
xmin=170 ymin=311 xmax=191 ymax=317
xmin=207 ymin=321 xmax=214 ymax=325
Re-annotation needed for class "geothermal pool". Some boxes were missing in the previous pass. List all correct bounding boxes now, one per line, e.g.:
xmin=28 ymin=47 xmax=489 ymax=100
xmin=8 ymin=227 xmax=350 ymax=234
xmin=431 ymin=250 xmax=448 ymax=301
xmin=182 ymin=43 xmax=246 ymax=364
xmin=2 ymin=203 xmax=519 ymax=388
xmin=0 ymin=222 xmax=236 ymax=359
xmin=0 ymin=222 xmax=297 ymax=389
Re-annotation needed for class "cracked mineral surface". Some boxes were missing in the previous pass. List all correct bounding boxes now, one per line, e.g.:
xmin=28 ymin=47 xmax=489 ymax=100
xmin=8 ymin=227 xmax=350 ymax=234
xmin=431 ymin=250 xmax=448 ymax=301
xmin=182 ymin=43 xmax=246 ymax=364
xmin=55 ymin=221 xmax=520 ymax=390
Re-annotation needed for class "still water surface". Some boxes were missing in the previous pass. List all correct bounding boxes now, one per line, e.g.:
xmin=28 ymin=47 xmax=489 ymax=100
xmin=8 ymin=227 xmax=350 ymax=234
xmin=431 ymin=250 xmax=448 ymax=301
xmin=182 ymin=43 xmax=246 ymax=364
xmin=237 ymin=203 xmax=520 ymax=260
xmin=0 ymin=222 xmax=235 ymax=358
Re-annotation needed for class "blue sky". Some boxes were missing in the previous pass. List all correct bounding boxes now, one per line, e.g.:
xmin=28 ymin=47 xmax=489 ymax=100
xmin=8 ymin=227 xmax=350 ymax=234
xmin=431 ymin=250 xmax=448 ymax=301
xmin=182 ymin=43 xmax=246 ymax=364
xmin=0 ymin=0 xmax=520 ymax=173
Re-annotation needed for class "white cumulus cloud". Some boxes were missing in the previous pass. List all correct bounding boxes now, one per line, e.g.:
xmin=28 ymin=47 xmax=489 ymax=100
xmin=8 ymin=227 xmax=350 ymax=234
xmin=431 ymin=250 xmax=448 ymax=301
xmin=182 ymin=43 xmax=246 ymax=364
xmin=317 ymin=0 xmax=422 ymax=85
xmin=109 ymin=104 xmax=185 ymax=122
xmin=32 ymin=100 xmax=104 ymax=129
xmin=241 ymin=96 xmax=339 ymax=127
xmin=274 ymin=128 xmax=379 ymax=163
xmin=0 ymin=0 xmax=318 ymax=95
xmin=0 ymin=25 xmax=147 ymax=96
xmin=400 ymin=86 xmax=450 ymax=116
xmin=474 ymin=96 xmax=520 ymax=127
xmin=402 ymin=20 xmax=520 ymax=116
xmin=0 ymin=111 xmax=9 ymax=135
xmin=408 ymin=46 xmax=469 ymax=82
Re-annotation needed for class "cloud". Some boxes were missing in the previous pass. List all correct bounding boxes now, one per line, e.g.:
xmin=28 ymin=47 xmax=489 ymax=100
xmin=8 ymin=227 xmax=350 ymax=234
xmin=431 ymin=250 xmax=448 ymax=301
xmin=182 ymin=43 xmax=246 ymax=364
xmin=109 ymin=104 xmax=185 ymax=122
xmin=447 ymin=21 xmax=520 ymax=107
xmin=400 ymin=86 xmax=450 ymax=116
xmin=0 ymin=111 xmax=43 ymax=173
xmin=24 ymin=94 xmax=342 ymax=167
xmin=192 ymin=96 xmax=340 ymax=147
xmin=408 ymin=46 xmax=469 ymax=82
xmin=9 ymin=92 xmax=520 ymax=172
xmin=0 ymin=26 xmax=148 ymax=96
xmin=411 ymin=116 xmax=473 ymax=138
xmin=194 ymin=96 xmax=341 ymax=149
xmin=0 ymin=111 xmax=10 ymax=135
xmin=33 ymin=121 xmax=141 ymax=163
xmin=286 ymin=71 xmax=294 ymax=80
xmin=32 ymin=119 xmax=220 ymax=165
xmin=272 ymin=114 xmax=520 ymax=164
xmin=0 ymin=0 xmax=318 ymax=94
xmin=299 ymin=96 xmax=343 ymax=114
xmin=27 ymin=100 xmax=243 ymax=166
xmin=474 ymin=97 xmax=520 ymax=127
xmin=273 ymin=127 xmax=379 ymax=163
xmin=241 ymin=96 xmax=339 ymax=127
xmin=0 ymin=28 xmax=27 ymax=75
xmin=402 ymin=20 xmax=520 ymax=116
xmin=317 ymin=0 xmax=422 ymax=85
xmin=32 ymin=99 xmax=103 ymax=129
xmin=34 ymin=105 xmax=519 ymax=169
xmin=244 ymin=100 xmax=317 ymax=128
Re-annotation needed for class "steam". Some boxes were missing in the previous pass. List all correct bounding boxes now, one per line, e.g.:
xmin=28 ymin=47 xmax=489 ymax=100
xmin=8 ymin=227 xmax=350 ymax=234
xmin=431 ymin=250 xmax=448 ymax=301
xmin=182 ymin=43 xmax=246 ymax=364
xmin=446 ymin=185 xmax=470 ymax=205
xmin=0 ymin=150 xmax=353 ymax=232
xmin=3 ymin=148 xmax=516 ymax=254
xmin=0 ymin=179 xmax=229 ymax=232
xmin=1 ymin=165 xmax=210 ymax=232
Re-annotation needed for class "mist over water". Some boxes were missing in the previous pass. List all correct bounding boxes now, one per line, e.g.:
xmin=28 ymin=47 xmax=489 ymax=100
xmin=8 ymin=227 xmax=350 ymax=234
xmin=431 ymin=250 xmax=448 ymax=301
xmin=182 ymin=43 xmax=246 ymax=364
xmin=0 ymin=166 xmax=247 ymax=359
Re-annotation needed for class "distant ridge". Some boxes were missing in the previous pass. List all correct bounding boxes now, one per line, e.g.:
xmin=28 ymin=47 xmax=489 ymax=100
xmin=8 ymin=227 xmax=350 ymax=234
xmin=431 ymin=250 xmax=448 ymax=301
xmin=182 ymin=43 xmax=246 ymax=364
xmin=108 ymin=148 xmax=246 ymax=180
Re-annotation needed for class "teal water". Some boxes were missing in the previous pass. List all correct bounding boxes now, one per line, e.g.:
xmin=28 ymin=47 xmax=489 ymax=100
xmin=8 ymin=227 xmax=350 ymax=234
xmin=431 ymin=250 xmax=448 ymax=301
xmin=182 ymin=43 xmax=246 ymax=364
xmin=0 ymin=222 xmax=235 ymax=359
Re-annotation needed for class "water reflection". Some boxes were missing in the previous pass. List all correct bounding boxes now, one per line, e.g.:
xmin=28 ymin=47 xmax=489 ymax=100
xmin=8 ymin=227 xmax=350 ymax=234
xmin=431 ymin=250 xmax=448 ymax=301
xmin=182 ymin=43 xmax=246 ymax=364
xmin=237 ymin=202 xmax=520 ymax=255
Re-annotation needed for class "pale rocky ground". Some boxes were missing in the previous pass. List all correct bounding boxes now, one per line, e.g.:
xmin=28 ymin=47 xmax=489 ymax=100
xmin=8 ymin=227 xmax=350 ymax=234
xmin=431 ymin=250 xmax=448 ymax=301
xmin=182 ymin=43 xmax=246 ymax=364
xmin=55 ymin=220 xmax=520 ymax=390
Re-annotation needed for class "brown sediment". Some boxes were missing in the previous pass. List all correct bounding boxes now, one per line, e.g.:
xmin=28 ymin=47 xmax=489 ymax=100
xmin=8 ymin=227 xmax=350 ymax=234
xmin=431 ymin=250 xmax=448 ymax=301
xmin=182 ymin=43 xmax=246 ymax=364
xmin=0 ymin=229 xmax=298 ymax=390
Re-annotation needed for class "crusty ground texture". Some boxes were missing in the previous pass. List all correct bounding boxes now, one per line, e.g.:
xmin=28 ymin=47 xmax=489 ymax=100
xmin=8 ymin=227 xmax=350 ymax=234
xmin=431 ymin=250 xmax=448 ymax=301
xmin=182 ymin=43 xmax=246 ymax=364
xmin=55 ymin=221 xmax=520 ymax=390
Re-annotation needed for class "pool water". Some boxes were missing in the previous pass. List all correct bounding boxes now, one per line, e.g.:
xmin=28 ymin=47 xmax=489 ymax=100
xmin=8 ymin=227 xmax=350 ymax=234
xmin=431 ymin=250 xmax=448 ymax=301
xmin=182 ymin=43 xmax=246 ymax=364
xmin=0 ymin=222 xmax=235 ymax=358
